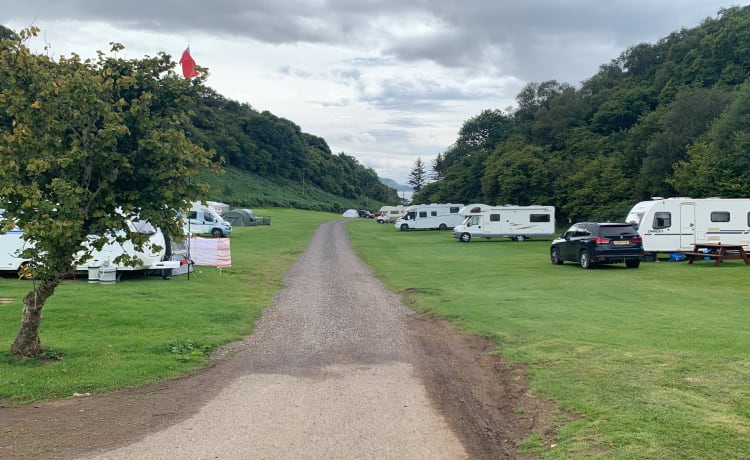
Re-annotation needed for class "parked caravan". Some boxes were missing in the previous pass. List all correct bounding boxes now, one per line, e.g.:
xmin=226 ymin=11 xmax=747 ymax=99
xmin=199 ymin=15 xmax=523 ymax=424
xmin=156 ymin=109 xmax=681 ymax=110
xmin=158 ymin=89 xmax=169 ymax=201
xmin=452 ymin=204 xmax=556 ymax=242
xmin=377 ymin=205 xmax=408 ymax=223
xmin=0 ymin=215 xmax=31 ymax=276
xmin=625 ymin=197 xmax=750 ymax=256
xmin=75 ymin=219 xmax=183 ymax=275
xmin=1 ymin=209 xmax=182 ymax=278
xmin=185 ymin=202 xmax=233 ymax=237
xmin=394 ymin=204 xmax=465 ymax=231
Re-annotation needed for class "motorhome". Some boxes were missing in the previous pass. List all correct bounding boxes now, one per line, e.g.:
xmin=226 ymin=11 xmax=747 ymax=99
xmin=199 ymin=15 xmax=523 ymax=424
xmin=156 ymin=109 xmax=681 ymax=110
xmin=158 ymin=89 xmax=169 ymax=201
xmin=184 ymin=202 xmax=233 ymax=237
xmin=377 ymin=205 xmax=408 ymax=223
xmin=394 ymin=204 xmax=465 ymax=231
xmin=452 ymin=204 xmax=556 ymax=243
xmin=625 ymin=197 xmax=750 ymax=256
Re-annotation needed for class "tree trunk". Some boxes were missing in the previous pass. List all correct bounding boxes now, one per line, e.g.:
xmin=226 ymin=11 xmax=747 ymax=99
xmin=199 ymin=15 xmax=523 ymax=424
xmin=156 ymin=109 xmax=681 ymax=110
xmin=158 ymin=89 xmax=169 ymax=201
xmin=11 ymin=279 xmax=59 ymax=358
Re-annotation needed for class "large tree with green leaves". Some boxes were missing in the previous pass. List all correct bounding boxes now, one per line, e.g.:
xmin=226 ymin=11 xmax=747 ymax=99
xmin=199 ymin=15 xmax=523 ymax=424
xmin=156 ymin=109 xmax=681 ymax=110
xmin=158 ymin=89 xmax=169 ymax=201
xmin=0 ymin=28 xmax=214 ymax=357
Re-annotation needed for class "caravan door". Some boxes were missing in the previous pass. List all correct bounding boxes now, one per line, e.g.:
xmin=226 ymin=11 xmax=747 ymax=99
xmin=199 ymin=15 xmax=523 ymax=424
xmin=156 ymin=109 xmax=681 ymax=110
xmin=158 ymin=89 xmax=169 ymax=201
xmin=680 ymin=203 xmax=696 ymax=248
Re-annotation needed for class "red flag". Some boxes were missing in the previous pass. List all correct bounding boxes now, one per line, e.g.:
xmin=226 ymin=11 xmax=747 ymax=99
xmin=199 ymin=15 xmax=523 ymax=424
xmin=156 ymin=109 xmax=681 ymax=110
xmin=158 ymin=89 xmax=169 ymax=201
xmin=179 ymin=47 xmax=199 ymax=79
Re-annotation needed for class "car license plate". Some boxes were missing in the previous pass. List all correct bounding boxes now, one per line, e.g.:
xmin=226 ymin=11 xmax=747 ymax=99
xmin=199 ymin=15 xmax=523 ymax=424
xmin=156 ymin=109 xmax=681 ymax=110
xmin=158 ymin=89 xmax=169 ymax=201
xmin=614 ymin=240 xmax=629 ymax=245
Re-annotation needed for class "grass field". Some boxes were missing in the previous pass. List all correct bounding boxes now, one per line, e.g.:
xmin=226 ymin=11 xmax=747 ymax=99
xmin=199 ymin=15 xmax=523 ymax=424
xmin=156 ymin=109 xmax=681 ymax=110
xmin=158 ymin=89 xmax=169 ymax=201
xmin=0 ymin=208 xmax=336 ymax=404
xmin=2 ymin=211 xmax=748 ymax=459
xmin=346 ymin=219 xmax=750 ymax=459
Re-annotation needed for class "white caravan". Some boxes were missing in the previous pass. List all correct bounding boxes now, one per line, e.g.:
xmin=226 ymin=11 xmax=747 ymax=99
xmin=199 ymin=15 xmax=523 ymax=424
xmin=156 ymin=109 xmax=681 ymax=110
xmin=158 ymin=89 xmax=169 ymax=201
xmin=377 ymin=205 xmax=408 ymax=223
xmin=452 ymin=204 xmax=556 ymax=243
xmin=1 ymin=212 xmax=181 ymax=277
xmin=0 ymin=227 xmax=31 ymax=275
xmin=75 ymin=219 xmax=183 ymax=274
xmin=625 ymin=197 xmax=750 ymax=256
xmin=394 ymin=204 xmax=465 ymax=231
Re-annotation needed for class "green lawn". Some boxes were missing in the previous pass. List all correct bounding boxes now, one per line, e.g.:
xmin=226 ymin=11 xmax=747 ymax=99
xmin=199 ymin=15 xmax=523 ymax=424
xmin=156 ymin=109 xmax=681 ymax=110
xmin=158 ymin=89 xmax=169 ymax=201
xmin=0 ymin=208 xmax=337 ymax=404
xmin=2 ymin=212 xmax=748 ymax=459
xmin=346 ymin=219 xmax=750 ymax=459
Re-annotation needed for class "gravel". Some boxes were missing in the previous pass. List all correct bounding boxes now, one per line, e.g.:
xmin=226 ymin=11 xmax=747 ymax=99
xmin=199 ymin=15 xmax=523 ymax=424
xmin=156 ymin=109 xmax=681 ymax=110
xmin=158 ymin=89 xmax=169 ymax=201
xmin=83 ymin=220 xmax=469 ymax=459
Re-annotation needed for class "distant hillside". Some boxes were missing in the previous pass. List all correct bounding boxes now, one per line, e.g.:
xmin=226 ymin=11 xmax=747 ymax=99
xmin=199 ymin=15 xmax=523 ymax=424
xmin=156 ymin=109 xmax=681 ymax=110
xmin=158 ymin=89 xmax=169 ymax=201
xmin=380 ymin=178 xmax=412 ymax=192
xmin=198 ymin=166 xmax=386 ymax=213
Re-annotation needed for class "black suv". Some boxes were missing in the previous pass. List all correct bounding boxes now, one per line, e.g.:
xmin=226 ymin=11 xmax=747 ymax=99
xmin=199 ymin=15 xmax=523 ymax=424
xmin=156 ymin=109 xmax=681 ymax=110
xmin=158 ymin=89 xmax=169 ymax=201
xmin=550 ymin=222 xmax=643 ymax=269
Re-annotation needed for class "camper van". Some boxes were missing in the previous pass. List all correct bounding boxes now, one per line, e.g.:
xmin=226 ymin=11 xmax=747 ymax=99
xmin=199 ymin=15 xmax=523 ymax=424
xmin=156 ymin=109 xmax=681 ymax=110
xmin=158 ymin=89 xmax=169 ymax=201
xmin=377 ymin=205 xmax=408 ymax=223
xmin=625 ymin=198 xmax=750 ymax=256
xmin=394 ymin=204 xmax=465 ymax=231
xmin=452 ymin=204 xmax=556 ymax=242
xmin=184 ymin=202 xmax=233 ymax=237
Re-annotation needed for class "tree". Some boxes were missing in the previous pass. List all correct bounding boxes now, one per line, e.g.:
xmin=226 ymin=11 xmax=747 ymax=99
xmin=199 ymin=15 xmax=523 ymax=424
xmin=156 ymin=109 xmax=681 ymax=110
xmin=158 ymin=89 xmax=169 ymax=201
xmin=0 ymin=28 xmax=214 ymax=357
xmin=408 ymin=157 xmax=427 ymax=192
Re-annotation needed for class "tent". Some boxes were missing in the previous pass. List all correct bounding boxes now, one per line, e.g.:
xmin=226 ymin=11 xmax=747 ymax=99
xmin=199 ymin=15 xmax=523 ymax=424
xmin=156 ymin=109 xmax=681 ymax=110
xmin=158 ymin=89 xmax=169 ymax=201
xmin=224 ymin=209 xmax=256 ymax=226
xmin=342 ymin=209 xmax=359 ymax=218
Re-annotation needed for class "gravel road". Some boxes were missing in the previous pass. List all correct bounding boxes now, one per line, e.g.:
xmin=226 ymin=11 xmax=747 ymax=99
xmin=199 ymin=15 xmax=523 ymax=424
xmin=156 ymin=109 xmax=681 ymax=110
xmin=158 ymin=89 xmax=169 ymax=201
xmin=83 ymin=220 xmax=469 ymax=459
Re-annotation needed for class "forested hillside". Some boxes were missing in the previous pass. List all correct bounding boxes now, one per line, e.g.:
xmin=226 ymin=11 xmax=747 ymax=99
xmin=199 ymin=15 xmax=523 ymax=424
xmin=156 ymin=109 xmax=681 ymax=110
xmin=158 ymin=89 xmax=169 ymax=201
xmin=186 ymin=89 xmax=399 ymax=209
xmin=414 ymin=5 xmax=750 ymax=222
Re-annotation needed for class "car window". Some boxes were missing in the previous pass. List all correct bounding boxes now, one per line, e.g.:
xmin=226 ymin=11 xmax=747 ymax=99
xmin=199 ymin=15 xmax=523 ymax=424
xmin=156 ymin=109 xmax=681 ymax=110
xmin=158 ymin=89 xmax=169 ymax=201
xmin=599 ymin=225 xmax=637 ymax=237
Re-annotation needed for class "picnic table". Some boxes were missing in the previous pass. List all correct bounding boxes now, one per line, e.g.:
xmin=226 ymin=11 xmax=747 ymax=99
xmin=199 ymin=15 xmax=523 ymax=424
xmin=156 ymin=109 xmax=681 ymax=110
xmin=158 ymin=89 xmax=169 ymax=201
xmin=681 ymin=243 xmax=750 ymax=267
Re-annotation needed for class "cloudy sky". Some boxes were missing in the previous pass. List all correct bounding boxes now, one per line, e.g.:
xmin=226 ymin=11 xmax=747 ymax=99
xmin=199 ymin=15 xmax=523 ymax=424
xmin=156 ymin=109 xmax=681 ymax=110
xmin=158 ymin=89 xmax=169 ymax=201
xmin=4 ymin=1 xmax=746 ymax=184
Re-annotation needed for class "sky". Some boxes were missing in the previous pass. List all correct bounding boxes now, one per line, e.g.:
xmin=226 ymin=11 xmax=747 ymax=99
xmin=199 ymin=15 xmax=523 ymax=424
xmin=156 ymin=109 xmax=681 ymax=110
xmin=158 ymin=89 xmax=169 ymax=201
xmin=4 ymin=1 xmax=747 ymax=184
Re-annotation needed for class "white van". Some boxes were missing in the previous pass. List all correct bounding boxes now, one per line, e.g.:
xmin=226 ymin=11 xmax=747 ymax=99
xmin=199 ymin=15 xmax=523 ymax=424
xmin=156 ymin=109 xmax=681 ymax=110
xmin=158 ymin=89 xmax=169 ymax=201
xmin=625 ymin=197 xmax=750 ymax=256
xmin=394 ymin=204 xmax=465 ymax=231
xmin=0 ymin=227 xmax=31 ymax=276
xmin=452 ymin=204 xmax=556 ymax=242
xmin=184 ymin=203 xmax=233 ymax=237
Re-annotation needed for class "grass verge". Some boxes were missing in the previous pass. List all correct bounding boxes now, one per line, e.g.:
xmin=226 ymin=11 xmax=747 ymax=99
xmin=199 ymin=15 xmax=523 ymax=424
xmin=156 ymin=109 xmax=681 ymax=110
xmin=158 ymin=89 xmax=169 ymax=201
xmin=346 ymin=219 xmax=750 ymax=459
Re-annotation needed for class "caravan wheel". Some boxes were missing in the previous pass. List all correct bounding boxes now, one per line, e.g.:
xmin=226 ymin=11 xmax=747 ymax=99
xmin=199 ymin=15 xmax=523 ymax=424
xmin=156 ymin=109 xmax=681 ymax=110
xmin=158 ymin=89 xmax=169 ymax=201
xmin=438 ymin=223 xmax=447 ymax=230
xmin=459 ymin=232 xmax=471 ymax=243
xmin=400 ymin=224 xmax=409 ymax=232
xmin=211 ymin=228 xmax=224 ymax=238
xmin=516 ymin=235 xmax=526 ymax=242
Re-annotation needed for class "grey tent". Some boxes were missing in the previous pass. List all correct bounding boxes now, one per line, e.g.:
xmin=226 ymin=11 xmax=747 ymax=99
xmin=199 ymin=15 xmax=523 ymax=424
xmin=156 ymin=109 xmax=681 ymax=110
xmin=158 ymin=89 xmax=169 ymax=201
xmin=224 ymin=208 xmax=256 ymax=226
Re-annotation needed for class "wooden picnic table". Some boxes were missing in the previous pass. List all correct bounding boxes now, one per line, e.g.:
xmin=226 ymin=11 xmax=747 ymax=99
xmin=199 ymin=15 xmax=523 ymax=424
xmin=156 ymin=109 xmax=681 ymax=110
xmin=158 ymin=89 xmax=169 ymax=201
xmin=681 ymin=243 xmax=750 ymax=267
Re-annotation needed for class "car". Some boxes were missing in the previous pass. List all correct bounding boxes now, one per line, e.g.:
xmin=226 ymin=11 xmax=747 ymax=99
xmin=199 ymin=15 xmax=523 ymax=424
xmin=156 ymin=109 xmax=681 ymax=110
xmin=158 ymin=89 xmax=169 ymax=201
xmin=550 ymin=222 xmax=643 ymax=269
xmin=358 ymin=210 xmax=374 ymax=219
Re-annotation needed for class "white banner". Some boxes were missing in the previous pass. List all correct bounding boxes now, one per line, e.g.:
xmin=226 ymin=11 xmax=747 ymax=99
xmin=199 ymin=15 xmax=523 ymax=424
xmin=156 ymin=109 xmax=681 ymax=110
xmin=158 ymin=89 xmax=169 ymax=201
xmin=189 ymin=237 xmax=231 ymax=267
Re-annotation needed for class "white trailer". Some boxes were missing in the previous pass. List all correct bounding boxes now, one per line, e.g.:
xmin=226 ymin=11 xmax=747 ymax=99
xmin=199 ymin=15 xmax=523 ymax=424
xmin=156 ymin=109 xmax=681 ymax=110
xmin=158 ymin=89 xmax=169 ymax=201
xmin=452 ymin=204 xmax=556 ymax=243
xmin=377 ymin=205 xmax=407 ymax=223
xmin=1 ymin=210 xmax=181 ymax=278
xmin=0 ymin=227 xmax=32 ymax=276
xmin=394 ymin=204 xmax=465 ymax=231
xmin=75 ymin=219 xmax=182 ymax=275
xmin=625 ymin=197 xmax=750 ymax=256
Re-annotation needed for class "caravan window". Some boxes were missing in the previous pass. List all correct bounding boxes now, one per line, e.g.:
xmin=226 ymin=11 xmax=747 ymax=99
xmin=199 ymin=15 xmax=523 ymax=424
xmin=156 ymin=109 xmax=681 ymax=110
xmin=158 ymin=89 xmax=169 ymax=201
xmin=431 ymin=211 xmax=438 ymax=217
xmin=490 ymin=214 xmax=501 ymax=222
xmin=418 ymin=211 xmax=427 ymax=218
xmin=450 ymin=207 xmax=460 ymax=213
xmin=530 ymin=214 xmax=551 ymax=222
xmin=711 ymin=211 xmax=730 ymax=222
xmin=652 ymin=212 xmax=671 ymax=229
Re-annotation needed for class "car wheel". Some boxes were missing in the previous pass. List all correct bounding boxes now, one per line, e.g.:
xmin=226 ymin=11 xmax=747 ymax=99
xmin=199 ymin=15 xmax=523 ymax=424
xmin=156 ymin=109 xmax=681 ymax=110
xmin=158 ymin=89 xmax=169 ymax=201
xmin=550 ymin=247 xmax=563 ymax=265
xmin=211 ymin=228 xmax=224 ymax=238
xmin=579 ymin=250 xmax=592 ymax=269
xmin=459 ymin=232 xmax=471 ymax=243
xmin=626 ymin=259 xmax=641 ymax=268
xmin=516 ymin=235 xmax=526 ymax=242
xmin=400 ymin=224 xmax=409 ymax=232
xmin=439 ymin=223 xmax=448 ymax=230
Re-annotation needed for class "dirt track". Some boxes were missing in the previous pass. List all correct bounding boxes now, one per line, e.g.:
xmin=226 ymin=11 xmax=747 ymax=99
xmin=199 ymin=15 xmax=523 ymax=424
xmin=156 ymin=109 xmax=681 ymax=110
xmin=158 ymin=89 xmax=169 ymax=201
xmin=0 ymin=220 xmax=556 ymax=459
